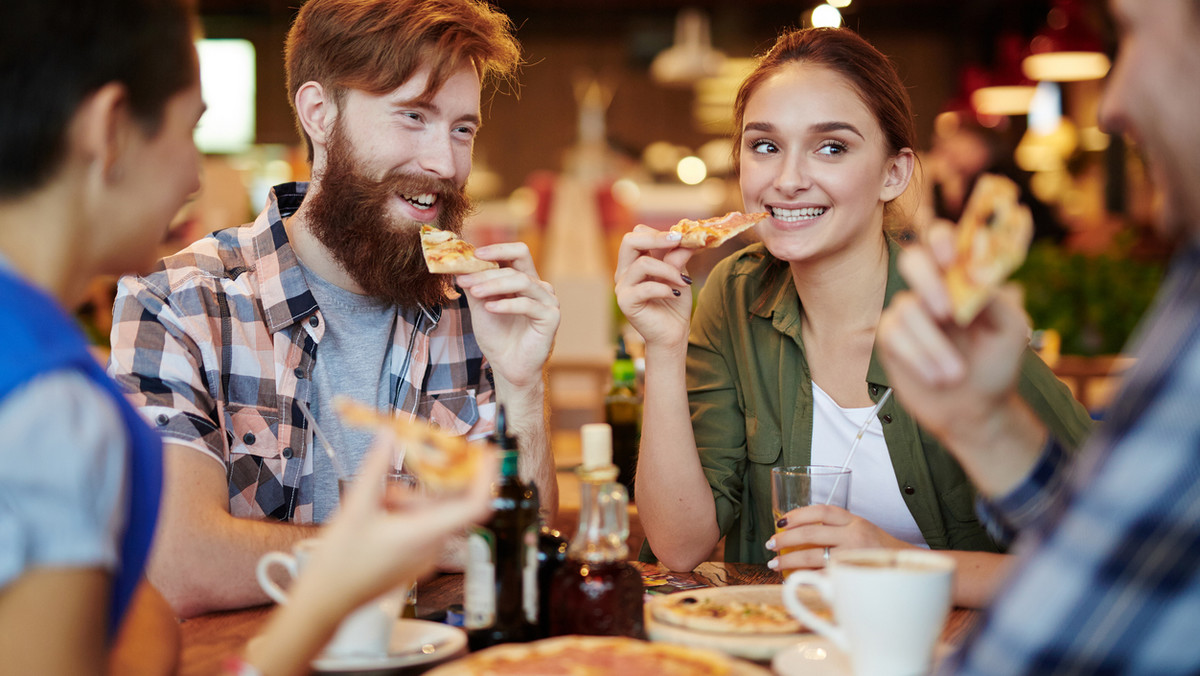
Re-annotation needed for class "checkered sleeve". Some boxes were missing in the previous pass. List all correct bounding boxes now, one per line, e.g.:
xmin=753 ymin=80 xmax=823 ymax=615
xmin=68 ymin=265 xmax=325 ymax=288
xmin=108 ymin=272 xmax=227 ymax=467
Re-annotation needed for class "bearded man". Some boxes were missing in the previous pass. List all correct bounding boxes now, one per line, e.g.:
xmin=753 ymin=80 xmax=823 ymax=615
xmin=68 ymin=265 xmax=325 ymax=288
xmin=108 ymin=0 xmax=560 ymax=617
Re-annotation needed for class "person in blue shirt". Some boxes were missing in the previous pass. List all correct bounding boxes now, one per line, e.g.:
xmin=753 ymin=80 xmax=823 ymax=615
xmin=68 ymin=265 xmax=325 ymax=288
xmin=878 ymin=0 xmax=1200 ymax=672
xmin=0 ymin=1 xmax=493 ymax=674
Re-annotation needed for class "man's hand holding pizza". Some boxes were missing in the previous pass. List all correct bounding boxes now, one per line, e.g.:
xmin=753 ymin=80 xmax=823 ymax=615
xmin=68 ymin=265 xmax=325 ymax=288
xmin=877 ymin=177 xmax=1049 ymax=497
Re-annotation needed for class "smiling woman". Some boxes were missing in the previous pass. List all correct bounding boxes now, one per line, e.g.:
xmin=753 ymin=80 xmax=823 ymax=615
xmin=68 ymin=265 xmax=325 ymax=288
xmin=614 ymin=26 xmax=1094 ymax=611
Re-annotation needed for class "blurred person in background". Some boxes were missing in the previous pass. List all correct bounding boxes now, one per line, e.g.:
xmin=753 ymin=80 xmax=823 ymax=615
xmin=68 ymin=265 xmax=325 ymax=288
xmin=878 ymin=0 xmax=1200 ymax=672
xmin=0 ymin=1 xmax=494 ymax=674
xmin=107 ymin=0 xmax=560 ymax=617
xmin=614 ymin=26 xmax=1093 ymax=609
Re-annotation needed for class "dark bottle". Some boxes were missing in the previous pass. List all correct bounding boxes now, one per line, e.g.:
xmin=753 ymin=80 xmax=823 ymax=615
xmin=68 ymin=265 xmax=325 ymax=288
xmin=605 ymin=337 xmax=641 ymax=500
xmin=548 ymin=423 xmax=645 ymax=638
xmin=534 ymin=521 xmax=568 ymax=639
xmin=465 ymin=406 xmax=539 ymax=649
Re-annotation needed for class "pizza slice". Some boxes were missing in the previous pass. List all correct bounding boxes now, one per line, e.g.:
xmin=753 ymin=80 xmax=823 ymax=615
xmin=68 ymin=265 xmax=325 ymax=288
xmin=334 ymin=396 xmax=482 ymax=492
xmin=943 ymin=174 xmax=1034 ymax=325
xmin=670 ymin=211 xmax=768 ymax=249
xmin=420 ymin=225 xmax=499 ymax=274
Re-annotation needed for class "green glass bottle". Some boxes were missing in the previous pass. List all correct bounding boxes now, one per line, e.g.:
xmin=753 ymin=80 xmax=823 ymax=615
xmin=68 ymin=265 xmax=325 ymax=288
xmin=605 ymin=337 xmax=641 ymax=500
xmin=465 ymin=405 xmax=539 ymax=649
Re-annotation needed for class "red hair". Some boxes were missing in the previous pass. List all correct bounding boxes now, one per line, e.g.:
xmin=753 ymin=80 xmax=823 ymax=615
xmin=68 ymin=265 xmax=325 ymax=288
xmin=285 ymin=0 xmax=521 ymax=162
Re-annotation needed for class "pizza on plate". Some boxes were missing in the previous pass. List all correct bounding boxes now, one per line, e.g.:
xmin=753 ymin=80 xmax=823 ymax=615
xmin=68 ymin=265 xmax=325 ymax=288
xmin=424 ymin=635 xmax=770 ymax=676
xmin=669 ymin=211 xmax=768 ymax=249
xmin=334 ymin=396 xmax=482 ymax=492
xmin=943 ymin=173 xmax=1034 ymax=325
xmin=648 ymin=585 xmax=828 ymax=636
xmin=421 ymin=225 xmax=499 ymax=274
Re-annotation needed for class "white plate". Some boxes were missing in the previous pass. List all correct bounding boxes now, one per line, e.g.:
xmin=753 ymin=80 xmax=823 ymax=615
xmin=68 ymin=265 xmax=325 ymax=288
xmin=771 ymin=636 xmax=954 ymax=676
xmin=310 ymin=619 xmax=467 ymax=675
xmin=771 ymin=636 xmax=851 ymax=676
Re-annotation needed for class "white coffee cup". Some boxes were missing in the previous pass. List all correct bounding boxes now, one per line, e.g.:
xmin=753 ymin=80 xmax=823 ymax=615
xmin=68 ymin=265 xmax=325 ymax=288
xmin=783 ymin=548 xmax=956 ymax=676
xmin=256 ymin=538 xmax=406 ymax=659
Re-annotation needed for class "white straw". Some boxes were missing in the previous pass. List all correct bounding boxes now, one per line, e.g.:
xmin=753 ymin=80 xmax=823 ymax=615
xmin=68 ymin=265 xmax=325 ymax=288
xmin=296 ymin=399 xmax=350 ymax=481
xmin=824 ymin=387 xmax=893 ymax=505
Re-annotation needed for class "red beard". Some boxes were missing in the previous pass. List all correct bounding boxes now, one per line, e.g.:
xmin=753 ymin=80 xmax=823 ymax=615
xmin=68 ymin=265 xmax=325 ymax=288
xmin=304 ymin=122 xmax=474 ymax=309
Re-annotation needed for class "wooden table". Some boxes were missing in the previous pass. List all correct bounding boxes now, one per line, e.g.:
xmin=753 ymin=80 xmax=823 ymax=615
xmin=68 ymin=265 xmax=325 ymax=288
xmin=178 ymin=562 xmax=978 ymax=675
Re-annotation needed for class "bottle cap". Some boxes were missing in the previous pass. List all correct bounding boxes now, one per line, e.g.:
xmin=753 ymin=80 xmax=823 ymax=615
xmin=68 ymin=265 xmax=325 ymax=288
xmin=580 ymin=423 xmax=613 ymax=470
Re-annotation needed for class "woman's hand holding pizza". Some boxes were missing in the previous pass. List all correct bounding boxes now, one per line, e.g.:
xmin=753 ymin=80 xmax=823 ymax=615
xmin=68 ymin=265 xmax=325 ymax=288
xmin=456 ymin=242 xmax=560 ymax=391
xmin=615 ymin=224 xmax=696 ymax=349
xmin=765 ymin=504 xmax=909 ymax=571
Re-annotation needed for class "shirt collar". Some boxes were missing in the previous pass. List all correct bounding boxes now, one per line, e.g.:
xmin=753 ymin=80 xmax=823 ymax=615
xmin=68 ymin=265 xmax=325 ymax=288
xmin=252 ymin=182 xmax=319 ymax=333
xmin=747 ymin=237 xmax=907 ymax=390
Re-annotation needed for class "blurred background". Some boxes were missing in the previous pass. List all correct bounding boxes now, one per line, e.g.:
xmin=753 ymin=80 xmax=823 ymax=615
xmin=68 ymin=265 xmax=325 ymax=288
xmin=81 ymin=0 xmax=1161 ymax=433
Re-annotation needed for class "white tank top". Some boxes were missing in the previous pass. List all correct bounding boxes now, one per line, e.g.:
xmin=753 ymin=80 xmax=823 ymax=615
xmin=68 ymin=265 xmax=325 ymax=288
xmin=810 ymin=382 xmax=928 ymax=548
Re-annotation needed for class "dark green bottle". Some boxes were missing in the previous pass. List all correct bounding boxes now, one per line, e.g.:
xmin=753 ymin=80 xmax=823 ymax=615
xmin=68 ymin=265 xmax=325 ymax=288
xmin=465 ymin=405 xmax=539 ymax=649
xmin=605 ymin=337 xmax=641 ymax=500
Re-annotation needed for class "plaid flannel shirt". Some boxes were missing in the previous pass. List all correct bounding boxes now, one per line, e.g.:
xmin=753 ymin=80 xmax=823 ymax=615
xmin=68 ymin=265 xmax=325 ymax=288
xmin=108 ymin=183 xmax=496 ymax=523
xmin=943 ymin=241 xmax=1200 ymax=675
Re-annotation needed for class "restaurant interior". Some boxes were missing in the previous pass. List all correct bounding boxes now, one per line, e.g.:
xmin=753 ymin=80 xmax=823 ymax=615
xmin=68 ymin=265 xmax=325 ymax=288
xmin=85 ymin=0 xmax=1154 ymax=590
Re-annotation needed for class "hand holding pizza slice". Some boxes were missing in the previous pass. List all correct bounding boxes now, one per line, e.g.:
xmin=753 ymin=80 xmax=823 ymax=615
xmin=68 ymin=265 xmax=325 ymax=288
xmin=670 ymin=211 xmax=768 ymax=249
xmin=943 ymin=174 xmax=1034 ymax=325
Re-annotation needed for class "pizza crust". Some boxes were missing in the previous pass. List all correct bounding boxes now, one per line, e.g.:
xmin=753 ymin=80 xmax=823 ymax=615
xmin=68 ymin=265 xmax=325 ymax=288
xmin=421 ymin=225 xmax=500 ymax=274
xmin=424 ymin=635 xmax=771 ymax=676
xmin=944 ymin=174 xmax=1033 ymax=325
xmin=670 ymin=211 xmax=768 ymax=249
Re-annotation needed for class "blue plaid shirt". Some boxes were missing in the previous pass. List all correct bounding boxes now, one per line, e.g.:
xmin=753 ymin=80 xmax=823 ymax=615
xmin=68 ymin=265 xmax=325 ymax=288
xmin=944 ymin=240 xmax=1200 ymax=675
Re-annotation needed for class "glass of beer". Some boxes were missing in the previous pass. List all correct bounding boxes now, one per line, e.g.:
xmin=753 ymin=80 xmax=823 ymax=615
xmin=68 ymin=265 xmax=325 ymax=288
xmin=770 ymin=465 xmax=851 ymax=566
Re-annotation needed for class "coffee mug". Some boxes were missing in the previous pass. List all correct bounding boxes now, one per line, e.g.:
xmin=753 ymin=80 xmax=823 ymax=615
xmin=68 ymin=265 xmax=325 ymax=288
xmin=256 ymin=538 xmax=407 ymax=658
xmin=783 ymin=548 xmax=955 ymax=676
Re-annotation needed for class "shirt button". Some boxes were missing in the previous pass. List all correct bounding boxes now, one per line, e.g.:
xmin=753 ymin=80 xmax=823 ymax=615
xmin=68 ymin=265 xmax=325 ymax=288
xmin=903 ymin=484 xmax=915 ymax=495
xmin=294 ymin=367 xmax=305 ymax=379
xmin=156 ymin=414 xmax=169 ymax=426
xmin=282 ymin=447 xmax=294 ymax=459
xmin=243 ymin=432 xmax=256 ymax=446
xmin=870 ymin=384 xmax=880 ymax=396
xmin=308 ymin=315 xmax=319 ymax=328
xmin=429 ymin=421 xmax=441 ymax=430
xmin=882 ymin=414 xmax=893 ymax=424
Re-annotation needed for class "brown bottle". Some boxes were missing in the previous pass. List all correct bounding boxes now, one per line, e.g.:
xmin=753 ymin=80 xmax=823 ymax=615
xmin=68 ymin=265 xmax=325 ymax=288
xmin=548 ymin=423 xmax=645 ymax=638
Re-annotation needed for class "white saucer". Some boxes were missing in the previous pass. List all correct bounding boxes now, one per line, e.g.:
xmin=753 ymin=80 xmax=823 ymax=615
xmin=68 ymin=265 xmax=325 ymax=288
xmin=310 ymin=619 xmax=467 ymax=675
xmin=771 ymin=636 xmax=852 ymax=676
xmin=771 ymin=636 xmax=954 ymax=676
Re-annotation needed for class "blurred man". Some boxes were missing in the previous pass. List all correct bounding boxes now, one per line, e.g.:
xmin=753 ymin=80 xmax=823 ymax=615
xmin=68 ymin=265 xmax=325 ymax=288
xmin=878 ymin=0 xmax=1200 ymax=672
xmin=109 ymin=0 xmax=560 ymax=617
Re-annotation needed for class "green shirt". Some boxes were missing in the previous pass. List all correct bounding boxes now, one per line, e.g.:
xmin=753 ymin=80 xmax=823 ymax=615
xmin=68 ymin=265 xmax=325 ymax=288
xmin=675 ymin=239 xmax=1093 ymax=563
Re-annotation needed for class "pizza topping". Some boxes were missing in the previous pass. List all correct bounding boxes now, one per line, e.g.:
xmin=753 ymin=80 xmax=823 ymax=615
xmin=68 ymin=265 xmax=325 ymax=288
xmin=669 ymin=211 xmax=768 ymax=249
xmin=943 ymin=174 xmax=1033 ymax=325
xmin=421 ymin=225 xmax=500 ymax=274
xmin=334 ymin=396 xmax=482 ymax=492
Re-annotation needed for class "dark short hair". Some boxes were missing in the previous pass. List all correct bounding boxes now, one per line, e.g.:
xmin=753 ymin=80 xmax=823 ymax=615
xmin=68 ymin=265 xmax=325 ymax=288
xmin=285 ymin=0 xmax=521 ymax=163
xmin=0 ymin=0 xmax=197 ymax=199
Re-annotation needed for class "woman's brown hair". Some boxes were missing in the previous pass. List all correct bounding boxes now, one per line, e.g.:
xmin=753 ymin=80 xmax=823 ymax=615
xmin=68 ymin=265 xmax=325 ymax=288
xmin=731 ymin=28 xmax=916 ymax=233
xmin=285 ymin=0 xmax=521 ymax=162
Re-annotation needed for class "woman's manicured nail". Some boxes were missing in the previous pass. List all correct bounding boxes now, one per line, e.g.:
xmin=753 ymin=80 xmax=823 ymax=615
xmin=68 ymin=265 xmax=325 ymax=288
xmin=681 ymin=274 xmax=693 ymax=285
xmin=776 ymin=516 xmax=788 ymax=528
xmin=767 ymin=558 xmax=779 ymax=570
xmin=766 ymin=538 xmax=777 ymax=551
xmin=666 ymin=231 xmax=682 ymax=241
xmin=672 ymin=289 xmax=682 ymax=297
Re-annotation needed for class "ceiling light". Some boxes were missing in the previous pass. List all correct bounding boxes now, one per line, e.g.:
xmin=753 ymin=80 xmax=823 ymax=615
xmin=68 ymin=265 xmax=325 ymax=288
xmin=811 ymin=4 xmax=843 ymax=29
xmin=651 ymin=8 xmax=725 ymax=87
xmin=1022 ymin=0 xmax=1111 ymax=81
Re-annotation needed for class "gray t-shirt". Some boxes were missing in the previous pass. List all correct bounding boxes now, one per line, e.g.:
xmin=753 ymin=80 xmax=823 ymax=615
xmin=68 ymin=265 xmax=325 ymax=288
xmin=301 ymin=263 xmax=398 ymax=522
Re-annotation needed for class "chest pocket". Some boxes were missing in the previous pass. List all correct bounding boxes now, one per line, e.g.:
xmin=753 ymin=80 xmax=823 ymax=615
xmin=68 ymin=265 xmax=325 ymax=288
xmin=745 ymin=414 xmax=783 ymax=465
xmin=416 ymin=389 xmax=479 ymax=437
xmin=226 ymin=405 xmax=281 ymax=458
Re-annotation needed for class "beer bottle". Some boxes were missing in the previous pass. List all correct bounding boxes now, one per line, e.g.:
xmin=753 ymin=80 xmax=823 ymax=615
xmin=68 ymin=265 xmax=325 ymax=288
xmin=465 ymin=405 xmax=539 ymax=649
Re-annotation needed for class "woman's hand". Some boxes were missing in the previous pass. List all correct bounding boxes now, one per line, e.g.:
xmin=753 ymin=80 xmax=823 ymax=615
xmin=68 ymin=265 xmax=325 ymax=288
xmin=765 ymin=504 xmax=911 ymax=571
xmin=614 ymin=225 xmax=695 ymax=349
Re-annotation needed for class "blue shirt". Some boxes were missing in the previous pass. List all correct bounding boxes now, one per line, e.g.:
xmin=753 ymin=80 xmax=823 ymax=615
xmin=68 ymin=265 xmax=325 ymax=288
xmin=945 ymin=240 xmax=1200 ymax=675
